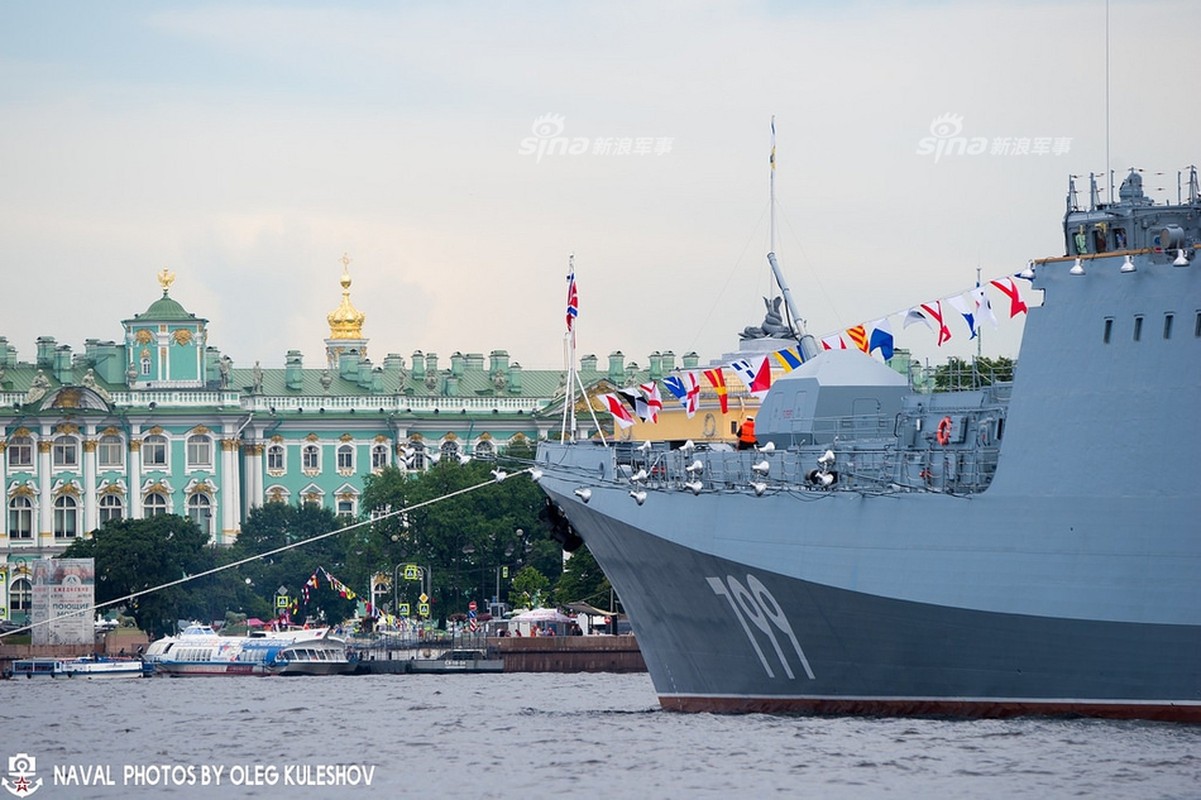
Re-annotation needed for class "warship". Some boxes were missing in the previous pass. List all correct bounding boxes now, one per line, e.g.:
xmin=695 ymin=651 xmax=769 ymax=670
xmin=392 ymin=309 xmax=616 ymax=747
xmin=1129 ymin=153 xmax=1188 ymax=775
xmin=535 ymin=166 xmax=1201 ymax=720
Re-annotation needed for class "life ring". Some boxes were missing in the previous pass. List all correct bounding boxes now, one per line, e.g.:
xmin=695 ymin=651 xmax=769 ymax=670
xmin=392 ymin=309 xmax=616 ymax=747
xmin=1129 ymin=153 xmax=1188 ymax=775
xmin=936 ymin=416 xmax=952 ymax=447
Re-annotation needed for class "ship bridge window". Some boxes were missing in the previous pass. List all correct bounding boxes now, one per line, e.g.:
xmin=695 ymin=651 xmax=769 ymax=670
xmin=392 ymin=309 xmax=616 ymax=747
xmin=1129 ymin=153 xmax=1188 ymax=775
xmin=1133 ymin=315 xmax=1143 ymax=342
xmin=1114 ymin=227 xmax=1127 ymax=249
xmin=1163 ymin=313 xmax=1174 ymax=340
xmin=1194 ymin=310 xmax=1201 ymax=337
xmin=1103 ymin=317 xmax=1114 ymax=344
xmin=1092 ymin=227 xmax=1107 ymax=253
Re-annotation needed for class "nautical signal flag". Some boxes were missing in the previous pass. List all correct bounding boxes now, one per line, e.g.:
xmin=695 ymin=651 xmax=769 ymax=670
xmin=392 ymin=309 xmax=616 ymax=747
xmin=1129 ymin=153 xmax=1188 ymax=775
xmin=598 ymin=393 xmax=635 ymax=429
xmin=683 ymin=371 xmax=701 ymax=418
xmin=990 ymin=276 xmax=1028 ymax=317
xmin=730 ymin=355 xmax=771 ymax=398
xmin=946 ymin=293 xmax=977 ymax=340
xmin=702 ymin=368 xmax=728 ymax=414
xmin=920 ymin=301 xmax=952 ymax=346
xmin=821 ymin=334 xmax=846 ymax=350
xmin=770 ymin=347 xmax=804 ymax=372
xmin=868 ymin=318 xmax=895 ymax=361
xmin=639 ymin=381 xmax=663 ymax=423
xmin=846 ymin=324 xmax=870 ymax=353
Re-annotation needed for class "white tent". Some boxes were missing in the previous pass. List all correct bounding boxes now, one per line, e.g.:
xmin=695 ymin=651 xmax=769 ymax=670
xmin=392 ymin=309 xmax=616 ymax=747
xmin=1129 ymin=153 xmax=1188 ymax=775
xmin=508 ymin=608 xmax=574 ymax=636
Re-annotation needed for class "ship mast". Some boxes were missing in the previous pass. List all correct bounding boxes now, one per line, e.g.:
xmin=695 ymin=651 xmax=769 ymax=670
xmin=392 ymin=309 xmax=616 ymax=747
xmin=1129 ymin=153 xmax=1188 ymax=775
xmin=766 ymin=117 xmax=820 ymax=360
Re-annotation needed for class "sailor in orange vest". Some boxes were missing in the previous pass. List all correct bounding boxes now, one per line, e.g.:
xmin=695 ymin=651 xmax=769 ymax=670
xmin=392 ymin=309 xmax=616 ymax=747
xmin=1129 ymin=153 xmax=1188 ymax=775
xmin=737 ymin=416 xmax=757 ymax=450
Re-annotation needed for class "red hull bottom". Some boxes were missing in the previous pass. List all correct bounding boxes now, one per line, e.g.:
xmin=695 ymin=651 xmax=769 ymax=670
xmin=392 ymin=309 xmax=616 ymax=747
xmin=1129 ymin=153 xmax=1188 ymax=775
xmin=659 ymin=695 xmax=1201 ymax=723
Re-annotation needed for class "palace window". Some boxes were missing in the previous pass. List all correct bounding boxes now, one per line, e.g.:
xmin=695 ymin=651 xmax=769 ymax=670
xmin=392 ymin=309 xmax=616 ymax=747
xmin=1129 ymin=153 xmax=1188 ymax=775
xmin=10 ymin=578 xmax=31 ymax=614
xmin=267 ymin=444 xmax=285 ymax=473
xmin=8 ymin=496 xmax=33 ymax=540
xmin=98 ymin=494 xmax=124 ymax=525
xmin=337 ymin=444 xmax=354 ymax=472
xmin=143 ymin=434 xmax=168 ymax=468
xmin=474 ymin=440 xmax=495 ymax=460
xmin=440 ymin=440 xmax=460 ymax=463
xmin=371 ymin=444 xmax=388 ymax=471
xmin=408 ymin=443 xmax=426 ymax=471
xmin=337 ymin=497 xmax=356 ymax=518
xmin=140 ymin=356 xmax=151 ymax=376
xmin=53 ymin=495 xmax=78 ymax=539
xmin=144 ymin=492 xmax=168 ymax=517
xmin=302 ymin=444 xmax=320 ymax=472
xmin=8 ymin=436 xmax=33 ymax=469
xmin=52 ymin=436 xmax=79 ymax=469
xmin=187 ymin=493 xmax=213 ymax=536
xmin=187 ymin=434 xmax=212 ymax=469
xmin=98 ymin=435 xmax=125 ymax=468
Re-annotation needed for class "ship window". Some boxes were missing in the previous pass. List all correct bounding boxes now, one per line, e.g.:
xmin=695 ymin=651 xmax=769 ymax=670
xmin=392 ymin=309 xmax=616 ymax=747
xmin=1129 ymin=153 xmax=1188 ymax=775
xmin=995 ymin=418 xmax=1004 ymax=441
xmin=1114 ymin=227 xmax=1127 ymax=249
xmin=1163 ymin=313 xmax=1174 ymax=340
xmin=1103 ymin=317 xmax=1113 ymax=344
xmin=1092 ymin=227 xmax=1107 ymax=253
xmin=1133 ymin=315 xmax=1143 ymax=342
xmin=1195 ymin=311 xmax=1201 ymax=337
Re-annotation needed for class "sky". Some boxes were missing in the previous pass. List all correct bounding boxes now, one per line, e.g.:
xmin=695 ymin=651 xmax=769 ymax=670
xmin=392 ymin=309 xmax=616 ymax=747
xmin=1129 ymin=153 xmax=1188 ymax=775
xmin=2 ymin=0 xmax=1198 ymax=374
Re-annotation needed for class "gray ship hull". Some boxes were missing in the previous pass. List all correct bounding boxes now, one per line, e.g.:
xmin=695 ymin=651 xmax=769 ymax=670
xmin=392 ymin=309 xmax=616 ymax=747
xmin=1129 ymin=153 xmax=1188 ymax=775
xmin=540 ymin=480 xmax=1200 ymax=720
xmin=535 ymin=171 xmax=1201 ymax=720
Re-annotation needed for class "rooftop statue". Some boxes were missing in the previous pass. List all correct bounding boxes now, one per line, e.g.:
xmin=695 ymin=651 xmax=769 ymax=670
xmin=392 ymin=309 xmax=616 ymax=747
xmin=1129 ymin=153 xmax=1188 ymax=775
xmin=740 ymin=296 xmax=793 ymax=340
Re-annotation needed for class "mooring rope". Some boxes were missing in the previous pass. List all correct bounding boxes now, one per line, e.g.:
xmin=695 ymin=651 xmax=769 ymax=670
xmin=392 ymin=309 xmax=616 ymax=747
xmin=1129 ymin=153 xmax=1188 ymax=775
xmin=0 ymin=468 xmax=531 ymax=641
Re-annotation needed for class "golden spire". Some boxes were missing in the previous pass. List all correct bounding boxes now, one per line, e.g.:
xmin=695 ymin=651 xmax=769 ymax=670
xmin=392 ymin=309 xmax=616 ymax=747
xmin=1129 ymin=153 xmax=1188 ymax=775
xmin=327 ymin=253 xmax=366 ymax=340
xmin=157 ymin=267 xmax=176 ymax=295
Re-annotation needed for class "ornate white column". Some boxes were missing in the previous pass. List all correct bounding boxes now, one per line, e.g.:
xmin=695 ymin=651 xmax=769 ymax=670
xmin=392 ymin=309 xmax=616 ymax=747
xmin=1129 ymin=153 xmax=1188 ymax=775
xmin=128 ymin=437 xmax=143 ymax=520
xmin=220 ymin=438 xmax=241 ymax=544
xmin=245 ymin=442 xmax=263 ymax=512
xmin=0 ymin=441 xmax=8 ymax=538
xmin=37 ymin=435 xmax=52 ymax=541
xmin=82 ymin=434 xmax=98 ymax=533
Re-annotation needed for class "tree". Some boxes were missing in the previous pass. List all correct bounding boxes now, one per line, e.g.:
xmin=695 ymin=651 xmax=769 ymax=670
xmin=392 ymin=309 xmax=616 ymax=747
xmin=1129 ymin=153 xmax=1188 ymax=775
xmin=227 ymin=502 xmax=355 ymax=625
xmin=553 ymin=545 xmax=611 ymax=608
xmin=511 ymin=565 xmax=550 ymax=609
xmin=359 ymin=456 xmax=557 ymax=625
xmin=932 ymin=355 xmax=1015 ymax=390
xmin=61 ymin=514 xmax=216 ymax=637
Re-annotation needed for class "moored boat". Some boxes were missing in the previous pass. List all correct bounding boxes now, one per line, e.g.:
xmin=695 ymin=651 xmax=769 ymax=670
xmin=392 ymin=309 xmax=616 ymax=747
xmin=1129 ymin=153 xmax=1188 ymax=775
xmin=146 ymin=624 xmax=355 ymax=676
xmin=535 ymin=165 xmax=1201 ymax=721
xmin=9 ymin=655 xmax=154 ymax=680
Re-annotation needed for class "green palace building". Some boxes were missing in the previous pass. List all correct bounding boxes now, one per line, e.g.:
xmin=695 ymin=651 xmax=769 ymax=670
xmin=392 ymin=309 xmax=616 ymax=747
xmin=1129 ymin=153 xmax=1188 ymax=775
xmin=0 ymin=260 xmax=690 ymax=623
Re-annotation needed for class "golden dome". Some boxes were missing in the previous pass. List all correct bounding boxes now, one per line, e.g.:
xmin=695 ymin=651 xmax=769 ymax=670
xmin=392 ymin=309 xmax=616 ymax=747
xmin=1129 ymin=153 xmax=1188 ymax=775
xmin=327 ymin=254 xmax=366 ymax=340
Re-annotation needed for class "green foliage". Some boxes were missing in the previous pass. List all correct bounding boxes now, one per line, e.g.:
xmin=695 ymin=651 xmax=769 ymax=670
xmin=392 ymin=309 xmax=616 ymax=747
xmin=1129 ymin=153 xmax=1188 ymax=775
xmin=511 ymin=565 xmax=550 ymax=609
xmin=552 ymin=545 xmax=611 ymax=607
xmin=227 ymin=503 xmax=355 ymax=625
xmin=932 ymin=356 xmax=1015 ymax=390
xmin=358 ymin=458 xmax=556 ymax=624
xmin=59 ymin=452 xmax=563 ymax=634
xmin=60 ymin=514 xmax=217 ymax=637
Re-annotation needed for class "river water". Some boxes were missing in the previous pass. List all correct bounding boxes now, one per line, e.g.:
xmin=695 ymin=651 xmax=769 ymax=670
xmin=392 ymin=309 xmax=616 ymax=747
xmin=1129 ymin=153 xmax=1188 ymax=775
xmin=6 ymin=672 xmax=1199 ymax=799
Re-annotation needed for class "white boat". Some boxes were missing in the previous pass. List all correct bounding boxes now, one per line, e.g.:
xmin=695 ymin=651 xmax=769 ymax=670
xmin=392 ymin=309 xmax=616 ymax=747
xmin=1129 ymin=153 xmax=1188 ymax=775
xmin=146 ymin=624 xmax=355 ymax=676
xmin=9 ymin=655 xmax=154 ymax=680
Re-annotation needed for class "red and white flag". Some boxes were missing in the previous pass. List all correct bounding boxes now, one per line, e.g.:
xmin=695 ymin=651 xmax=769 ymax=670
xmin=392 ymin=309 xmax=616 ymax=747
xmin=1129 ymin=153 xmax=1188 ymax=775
xmin=598 ymin=393 xmax=635 ymax=429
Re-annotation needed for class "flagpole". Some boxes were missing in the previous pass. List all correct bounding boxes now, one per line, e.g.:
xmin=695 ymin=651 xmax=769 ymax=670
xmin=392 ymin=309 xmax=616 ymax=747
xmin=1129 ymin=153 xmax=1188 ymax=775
xmin=561 ymin=254 xmax=578 ymax=443
xmin=770 ymin=114 xmax=777 ymax=256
